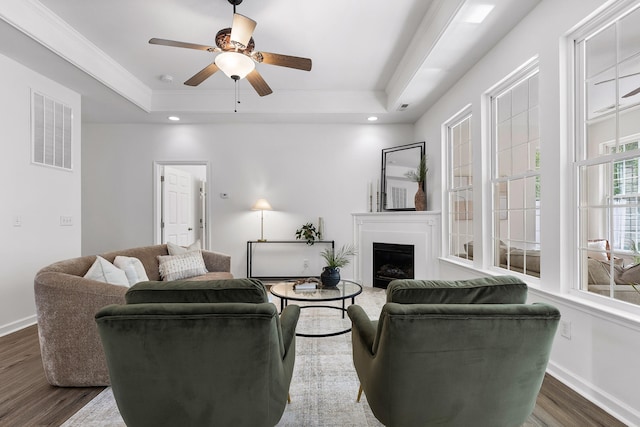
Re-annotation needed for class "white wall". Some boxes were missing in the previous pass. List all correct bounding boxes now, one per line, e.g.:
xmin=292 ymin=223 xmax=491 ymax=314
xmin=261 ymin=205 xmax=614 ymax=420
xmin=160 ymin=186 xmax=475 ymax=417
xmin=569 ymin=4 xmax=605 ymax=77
xmin=82 ymin=123 xmax=414 ymax=278
xmin=0 ymin=53 xmax=82 ymax=336
xmin=415 ymin=0 xmax=640 ymax=424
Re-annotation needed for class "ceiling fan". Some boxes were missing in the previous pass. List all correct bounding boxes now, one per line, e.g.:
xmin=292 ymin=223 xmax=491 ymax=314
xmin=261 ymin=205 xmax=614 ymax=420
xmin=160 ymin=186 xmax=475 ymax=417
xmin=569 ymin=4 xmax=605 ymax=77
xmin=149 ymin=0 xmax=312 ymax=97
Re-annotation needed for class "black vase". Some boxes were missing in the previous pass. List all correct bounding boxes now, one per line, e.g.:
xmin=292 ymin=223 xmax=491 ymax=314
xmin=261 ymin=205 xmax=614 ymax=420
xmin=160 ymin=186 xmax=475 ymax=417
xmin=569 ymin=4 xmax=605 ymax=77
xmin=320 ymin=267 xmax=340 ymax=287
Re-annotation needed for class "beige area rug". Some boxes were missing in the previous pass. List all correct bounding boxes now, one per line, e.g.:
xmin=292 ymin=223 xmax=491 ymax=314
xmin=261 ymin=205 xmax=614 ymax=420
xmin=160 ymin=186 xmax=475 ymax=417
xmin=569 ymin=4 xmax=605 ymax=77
xmin=62 ymin=286 xmax=388 ymax=427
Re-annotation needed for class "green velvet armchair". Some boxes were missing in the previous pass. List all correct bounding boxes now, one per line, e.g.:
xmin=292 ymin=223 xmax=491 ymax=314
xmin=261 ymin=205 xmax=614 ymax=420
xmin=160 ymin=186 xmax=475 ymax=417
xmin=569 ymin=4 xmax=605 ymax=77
xmin=95 ymin=279 xmax=300 ymax=427
xmin=348 ymin=276 xmax=560 ymax=427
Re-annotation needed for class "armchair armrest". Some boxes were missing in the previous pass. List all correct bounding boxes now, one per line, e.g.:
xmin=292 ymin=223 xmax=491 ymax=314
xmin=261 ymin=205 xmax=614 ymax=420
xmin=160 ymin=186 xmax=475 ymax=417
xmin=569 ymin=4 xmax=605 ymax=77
xmin=279 ymin=304 xmax=300 ymax=357
xmin=347 ymin=305 xmax=377 ymax=355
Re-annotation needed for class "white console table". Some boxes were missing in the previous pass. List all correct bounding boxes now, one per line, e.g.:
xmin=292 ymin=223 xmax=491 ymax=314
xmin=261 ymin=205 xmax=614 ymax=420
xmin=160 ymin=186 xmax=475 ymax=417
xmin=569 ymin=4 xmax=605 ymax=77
xmin=352 ymin=212 xmax=441 ymax=286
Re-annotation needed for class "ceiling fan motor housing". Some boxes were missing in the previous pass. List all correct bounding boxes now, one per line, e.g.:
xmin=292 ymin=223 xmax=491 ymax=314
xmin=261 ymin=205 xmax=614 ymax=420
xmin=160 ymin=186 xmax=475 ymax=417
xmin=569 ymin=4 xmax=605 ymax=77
xmin=215 ymin=28 xmax=255 ymax=54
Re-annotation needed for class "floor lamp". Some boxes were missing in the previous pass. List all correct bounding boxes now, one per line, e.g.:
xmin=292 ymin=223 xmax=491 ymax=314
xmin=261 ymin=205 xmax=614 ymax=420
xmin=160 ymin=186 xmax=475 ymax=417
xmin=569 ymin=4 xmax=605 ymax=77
xmin=252 ymin=198 xmax=272 ymax=242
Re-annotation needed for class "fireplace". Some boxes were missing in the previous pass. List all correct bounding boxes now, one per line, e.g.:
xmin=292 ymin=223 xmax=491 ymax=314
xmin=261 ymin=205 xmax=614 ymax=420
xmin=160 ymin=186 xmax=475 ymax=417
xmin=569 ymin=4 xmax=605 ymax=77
xmin=373 ymin=242 xmax=414 ymax=288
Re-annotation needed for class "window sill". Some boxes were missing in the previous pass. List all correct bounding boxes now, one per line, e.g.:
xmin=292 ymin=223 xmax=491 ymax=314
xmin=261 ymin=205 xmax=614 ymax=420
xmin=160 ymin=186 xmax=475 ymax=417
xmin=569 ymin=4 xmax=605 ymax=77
xmin=439 ymin=256 xmax=640 ymax=330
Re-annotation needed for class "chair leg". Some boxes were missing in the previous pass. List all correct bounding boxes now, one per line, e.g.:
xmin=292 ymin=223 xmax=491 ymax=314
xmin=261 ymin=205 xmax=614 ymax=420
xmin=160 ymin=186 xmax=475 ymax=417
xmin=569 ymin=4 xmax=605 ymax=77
xmin=288 ymin=393 xmax=291 ymax=404
xmin=356 ymin=384 xmax=363 ymax=403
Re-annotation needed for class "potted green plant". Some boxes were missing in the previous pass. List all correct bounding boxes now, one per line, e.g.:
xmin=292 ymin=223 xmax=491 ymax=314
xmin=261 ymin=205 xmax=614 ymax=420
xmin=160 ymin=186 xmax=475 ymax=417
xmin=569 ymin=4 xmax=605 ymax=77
xmin=319 ymin=244 xmax=357 ymax=287
xmin=405 ymin=154 xmax=428 ymax=211
xmin=295 ymin=222 xmax=320 ymax=245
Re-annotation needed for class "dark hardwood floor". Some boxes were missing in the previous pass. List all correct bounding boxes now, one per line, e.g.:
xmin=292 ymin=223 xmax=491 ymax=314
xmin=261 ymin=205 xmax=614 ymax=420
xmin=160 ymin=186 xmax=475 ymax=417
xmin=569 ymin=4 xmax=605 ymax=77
xmin=0 ymin=325 xmax=104 ymax=426
xmin=0 ymin=325 xmax=627 ymax=426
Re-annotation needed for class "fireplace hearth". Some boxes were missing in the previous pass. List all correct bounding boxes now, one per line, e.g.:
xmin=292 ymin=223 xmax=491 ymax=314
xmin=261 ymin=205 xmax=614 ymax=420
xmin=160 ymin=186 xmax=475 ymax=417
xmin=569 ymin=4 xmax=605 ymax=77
xmin=373 ymin=242 xmax=414 ymax=288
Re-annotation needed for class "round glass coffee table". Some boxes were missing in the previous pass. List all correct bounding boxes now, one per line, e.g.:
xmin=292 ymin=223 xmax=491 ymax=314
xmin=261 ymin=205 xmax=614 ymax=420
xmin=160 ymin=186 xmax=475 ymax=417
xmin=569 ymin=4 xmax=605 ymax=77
xmin=270 ymin=279 xmax=363 ymax=337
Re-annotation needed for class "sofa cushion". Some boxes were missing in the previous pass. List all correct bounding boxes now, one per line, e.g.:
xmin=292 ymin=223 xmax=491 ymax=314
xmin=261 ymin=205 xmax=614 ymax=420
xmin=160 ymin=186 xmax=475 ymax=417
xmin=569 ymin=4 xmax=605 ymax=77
xmin=587 ymin=259 xmax=615 ymax=285
xmin=189 ymin=272 xmax=235 ymax=281
xmin=508 ymin=249 xmax=541 ymax=274
xmin=114 ymin=256 xmax=149 ymax=285
xmin=125 ymin=278 xmax=269 ymax=304
xmin=617 ymin=262 xmax=640 ymax=285
xmin=387 ymin=275 xmax=527 ymax=304
xmin=84 ymin=256 xmax=129 ymax=287
xmin=167 ymin=240 xmax=201 ymax=255
xmin=464 ymin=241 xmax=508 ymax=263
xmin=464 ymin=241 xmax=474 ymax=258
xmin=157 ymin=250 xmax=208 ymax=281
xmin=587 ymin=239 xmax=609 ymax=261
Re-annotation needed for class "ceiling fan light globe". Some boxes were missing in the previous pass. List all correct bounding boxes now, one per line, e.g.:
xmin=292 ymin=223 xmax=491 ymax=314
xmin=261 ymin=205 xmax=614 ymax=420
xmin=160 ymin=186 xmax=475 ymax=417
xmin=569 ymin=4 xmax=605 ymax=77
xmin=214 ymin=52 xmax=255 ymax=80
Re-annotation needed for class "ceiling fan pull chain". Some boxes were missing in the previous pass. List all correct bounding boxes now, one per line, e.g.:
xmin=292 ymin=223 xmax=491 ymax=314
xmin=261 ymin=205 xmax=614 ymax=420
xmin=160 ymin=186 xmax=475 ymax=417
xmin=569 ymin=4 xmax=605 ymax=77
xmin=234 ymin=77 xmax=240 ymax=112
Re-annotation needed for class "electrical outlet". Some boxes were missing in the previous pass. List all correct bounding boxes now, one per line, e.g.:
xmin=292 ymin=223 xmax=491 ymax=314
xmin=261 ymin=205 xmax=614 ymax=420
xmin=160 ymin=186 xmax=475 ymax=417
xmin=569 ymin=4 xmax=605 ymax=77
xmin=60 ymin=216 xmax=73 ymax=226
xmin=560 ymin=320 xmax=571 ymax=340
xmin=303 ymin=259 xmax=309 ymax=269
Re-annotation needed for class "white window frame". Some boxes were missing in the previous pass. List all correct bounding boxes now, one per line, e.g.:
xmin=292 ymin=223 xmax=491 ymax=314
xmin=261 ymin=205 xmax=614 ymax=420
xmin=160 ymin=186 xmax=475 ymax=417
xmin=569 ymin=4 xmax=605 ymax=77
xmin=444 ymin=106 xmax=473 ymax=260
xmin=486 ymin=58 xmax=541 ymax=278
xmin=570 ymin=0 xmax=640 ymax=312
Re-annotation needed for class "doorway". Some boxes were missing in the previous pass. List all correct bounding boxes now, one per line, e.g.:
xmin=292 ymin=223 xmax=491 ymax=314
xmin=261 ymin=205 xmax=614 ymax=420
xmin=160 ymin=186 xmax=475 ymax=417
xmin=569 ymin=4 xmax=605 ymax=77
xmin=154 ymin=162 xmax=209 ymax=249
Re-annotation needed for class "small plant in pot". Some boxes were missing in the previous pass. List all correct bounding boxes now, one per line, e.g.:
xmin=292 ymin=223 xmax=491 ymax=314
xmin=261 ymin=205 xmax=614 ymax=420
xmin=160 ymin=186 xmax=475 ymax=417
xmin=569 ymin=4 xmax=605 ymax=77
xmin=295 ymin=222 xmax=321 ymax=245
xmin=319 ymin=244 xmax=357 ymax=287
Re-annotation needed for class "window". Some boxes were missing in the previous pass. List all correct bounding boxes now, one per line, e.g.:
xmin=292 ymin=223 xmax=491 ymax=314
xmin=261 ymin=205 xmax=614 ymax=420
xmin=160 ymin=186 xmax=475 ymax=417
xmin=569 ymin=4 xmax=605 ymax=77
xmin=575 ymin=2 xmax=640 ymax=306
xmin=446 ymin=111 xmax=473 ymax=259
xmin=490 ymin=63 xmax=540 ymax=277
xmin=610 ymin=141 xmax=640 ymax=252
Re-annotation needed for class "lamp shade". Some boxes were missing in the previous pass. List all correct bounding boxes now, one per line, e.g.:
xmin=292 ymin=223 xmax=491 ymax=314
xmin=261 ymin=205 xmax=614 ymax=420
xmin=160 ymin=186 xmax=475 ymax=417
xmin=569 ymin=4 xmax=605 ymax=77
xmin=215 ymin=52 xmax=255 ymax=79
xmin=230 ymin=13 xmax=257 ymax=48
xmin=252 ymin=198 xmax=272 ymax=211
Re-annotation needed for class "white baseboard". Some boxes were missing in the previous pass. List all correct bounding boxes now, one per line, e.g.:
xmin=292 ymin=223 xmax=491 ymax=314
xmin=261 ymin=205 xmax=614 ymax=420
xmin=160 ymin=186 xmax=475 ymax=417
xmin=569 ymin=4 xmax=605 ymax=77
xmin=0 ymin=315 xmax=37 ymax=337
xmin=547 ymin=362 xmax=640 ymax=426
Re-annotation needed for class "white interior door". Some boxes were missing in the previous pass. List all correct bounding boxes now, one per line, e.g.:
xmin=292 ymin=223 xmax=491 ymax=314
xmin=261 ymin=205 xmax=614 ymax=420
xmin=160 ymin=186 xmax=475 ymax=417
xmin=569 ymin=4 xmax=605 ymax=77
xmin=199 ymin=179 xmax=207 ymax=248
xmin=162 ymin=166 xmax=194 ymax=245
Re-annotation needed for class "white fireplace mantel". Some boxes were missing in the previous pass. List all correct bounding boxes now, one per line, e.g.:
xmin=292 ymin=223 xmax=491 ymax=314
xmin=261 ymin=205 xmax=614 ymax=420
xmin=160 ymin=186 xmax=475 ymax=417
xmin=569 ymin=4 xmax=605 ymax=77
xmin=352 ymin=211 xmax=441 ymax=286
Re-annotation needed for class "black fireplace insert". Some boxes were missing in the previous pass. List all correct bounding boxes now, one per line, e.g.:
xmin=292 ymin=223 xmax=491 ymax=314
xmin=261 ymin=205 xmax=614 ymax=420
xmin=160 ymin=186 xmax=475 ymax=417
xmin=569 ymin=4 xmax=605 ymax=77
xmin=373 ymin=242 xmax=414 ymax=288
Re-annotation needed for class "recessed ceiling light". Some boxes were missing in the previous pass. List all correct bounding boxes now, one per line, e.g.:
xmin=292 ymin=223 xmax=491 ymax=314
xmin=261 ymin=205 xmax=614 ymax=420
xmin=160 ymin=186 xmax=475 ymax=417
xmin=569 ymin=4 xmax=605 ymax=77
xmin=463 ymin=4 xmax=495 ymax=24
xmin=367 ymin=116 xmax=378 ymax=122
xmin=168 ymin=116 xmax=180 ymax=121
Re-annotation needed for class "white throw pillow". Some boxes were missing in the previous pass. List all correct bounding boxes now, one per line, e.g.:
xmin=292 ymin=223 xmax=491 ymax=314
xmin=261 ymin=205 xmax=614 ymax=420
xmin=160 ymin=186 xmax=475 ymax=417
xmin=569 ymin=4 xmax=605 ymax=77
xmin=167 ymin=240 xmax=201 ymax=255
xmin=157 ymin=250 xmax=208 ymax=281
xmin=587 ymin=240 xmax=609 ymax=261
xmin=114 ymin=256 xmax=149 ymax=285
xmin=84 ymin=256 xmax=129 ymax=287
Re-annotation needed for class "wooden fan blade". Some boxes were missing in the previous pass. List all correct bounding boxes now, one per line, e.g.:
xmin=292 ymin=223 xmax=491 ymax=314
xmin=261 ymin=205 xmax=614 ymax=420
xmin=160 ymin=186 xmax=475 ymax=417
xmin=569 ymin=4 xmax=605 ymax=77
xmin=622 ymin=86 xmax=640 ymax=98
xmin=258 ymin=52 xmax=312 ymax=71
xmin=184 ymin=63 xmax=220 ymax=86
xmin=230 ymin=14 xmax=257 ymax=48
xmin=246 ymin=69 xmax=273 ymax=97
xmin=149 ymin=38 xmax=215 ymax=52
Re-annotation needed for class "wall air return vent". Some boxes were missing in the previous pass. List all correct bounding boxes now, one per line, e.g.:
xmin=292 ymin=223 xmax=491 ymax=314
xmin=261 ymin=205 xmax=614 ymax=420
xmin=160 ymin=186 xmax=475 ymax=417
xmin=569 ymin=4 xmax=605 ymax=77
xmin=31 ymin=90 xmax=72 ymax=170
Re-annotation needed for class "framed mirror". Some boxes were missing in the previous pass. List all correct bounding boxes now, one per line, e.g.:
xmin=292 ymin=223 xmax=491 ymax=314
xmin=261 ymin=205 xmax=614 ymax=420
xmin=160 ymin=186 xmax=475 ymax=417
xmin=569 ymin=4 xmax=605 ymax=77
xmin=381 ymin=142 xmax=425 ymax=211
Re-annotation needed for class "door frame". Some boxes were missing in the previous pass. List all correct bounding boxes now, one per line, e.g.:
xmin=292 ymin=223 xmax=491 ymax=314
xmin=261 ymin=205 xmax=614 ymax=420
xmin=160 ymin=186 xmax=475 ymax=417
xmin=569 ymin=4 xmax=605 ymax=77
xmin=153 ymin=160 xmax=211 ymax=250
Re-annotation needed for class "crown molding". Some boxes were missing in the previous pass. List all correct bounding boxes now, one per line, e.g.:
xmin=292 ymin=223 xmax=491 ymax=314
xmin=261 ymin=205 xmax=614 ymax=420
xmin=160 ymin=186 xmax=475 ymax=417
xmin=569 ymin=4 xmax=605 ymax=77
xmin=385 ymin=0 xmax=464 ymax=112
xmin=152 ymin=89 xmax=388 ymax=114
xmin=0 ymin=0 xmax=151 ymax=111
